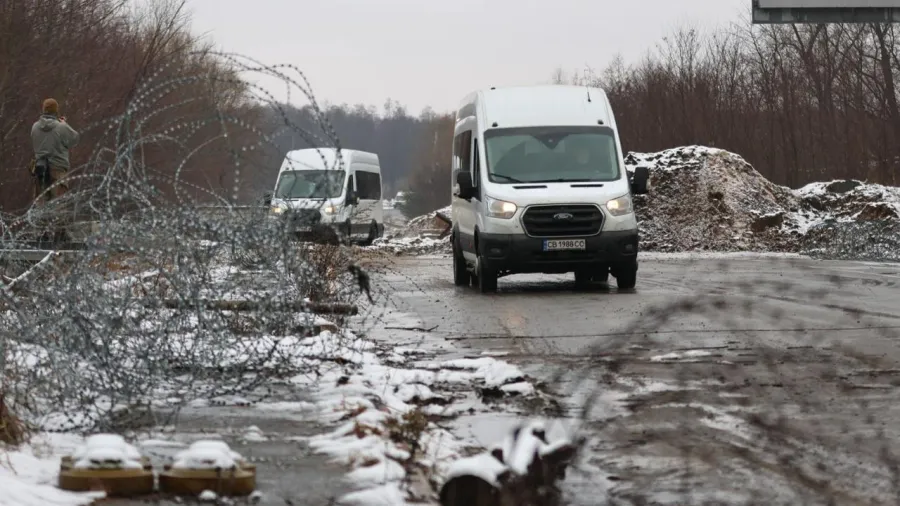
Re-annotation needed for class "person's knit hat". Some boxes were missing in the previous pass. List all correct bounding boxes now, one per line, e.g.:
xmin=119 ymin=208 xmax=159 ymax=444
xmin=42 ymin=98 xmax=59 ymax=115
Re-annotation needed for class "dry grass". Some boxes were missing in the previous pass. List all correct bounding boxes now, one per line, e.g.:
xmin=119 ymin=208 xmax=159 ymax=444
xmin=0 ymin=393 xmax=28 ymax=446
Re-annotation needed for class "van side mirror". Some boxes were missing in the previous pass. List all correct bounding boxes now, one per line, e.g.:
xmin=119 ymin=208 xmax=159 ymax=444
xmin=347 ymin=190 xmax=360 ymax=205
xmin=262 ymin=191 xmax=273 ymax=207
xmin=630 ymin=166 xmax=649 ymax=195
xmin=455 ymin=171 xmax=474 ymax=200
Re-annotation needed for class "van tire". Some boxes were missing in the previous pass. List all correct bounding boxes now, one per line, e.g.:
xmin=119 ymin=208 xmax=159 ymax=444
xmin=344 ymin=220 xmax=353 ymax=245
xmin=476 ymin=256 xmax=498 ymax=293
xmin=574 ymin=270 xmax=592 ymax=286
xmin=614 ymin=261 xmax=637 ymax=290
xmin=452 ymin=234 xmax=470 ymax=287
xmin=361 ymin=221 xmax=378 ymax=246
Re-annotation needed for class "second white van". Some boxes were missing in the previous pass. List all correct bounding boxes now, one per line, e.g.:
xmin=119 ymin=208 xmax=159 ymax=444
xmin=450 ymin=85 xmax=649 ymax=293
xmin=269 ymin=148 xmax=384 ymax=244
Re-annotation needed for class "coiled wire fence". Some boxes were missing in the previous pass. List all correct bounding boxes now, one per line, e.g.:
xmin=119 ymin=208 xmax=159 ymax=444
xmin=0 ymin=54 xmax=373 ymax=437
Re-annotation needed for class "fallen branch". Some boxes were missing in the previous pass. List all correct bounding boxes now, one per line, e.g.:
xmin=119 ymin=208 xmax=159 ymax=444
xmin=439 ymin=421 xmax=581 ymax=506
xmin=149 ymin=298 xmax=358 ymax=315
xmin=435 ymin=212 xmax=453 ymax=239
xmin=383 ymin=325 xmax=439 ymax=332
xmin=1 ymin=251 xmax=57 ymax=295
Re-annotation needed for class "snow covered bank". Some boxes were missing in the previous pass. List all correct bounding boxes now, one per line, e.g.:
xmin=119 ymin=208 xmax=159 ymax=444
xmin=367 ymin=205 xmax=452 ymax=256
xmin=286 ymin=329 xmax=544 ymax=504
xmin=0 ymin=434 xmax=103 ymax=506
xmin=625 ymin=146 xmax=900 ymax=259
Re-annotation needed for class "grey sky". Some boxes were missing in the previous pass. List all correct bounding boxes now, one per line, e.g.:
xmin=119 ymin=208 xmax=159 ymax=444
xmin=185 ymin=0 xmax=748 ymax=114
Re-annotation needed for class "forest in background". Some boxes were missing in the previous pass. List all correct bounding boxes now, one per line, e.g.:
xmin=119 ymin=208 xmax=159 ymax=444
xmin=3 ymin=0 xmax=900 ymax=219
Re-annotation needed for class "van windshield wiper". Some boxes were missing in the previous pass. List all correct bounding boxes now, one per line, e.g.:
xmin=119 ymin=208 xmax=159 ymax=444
xmin=491 ymin=174 xmax=525 ymax=183
xmin=529 ymin=178 xmax=595 ymax=183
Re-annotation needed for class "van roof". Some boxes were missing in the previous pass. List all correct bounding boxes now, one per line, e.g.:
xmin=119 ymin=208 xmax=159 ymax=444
xmin=280 ymin=148 xmax=379 ymax=172
xmin=459 ymin=85 xmax=614 ymax=129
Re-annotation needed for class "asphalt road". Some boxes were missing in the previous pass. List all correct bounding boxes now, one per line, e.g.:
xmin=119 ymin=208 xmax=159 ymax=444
xmin=376 ymin=252 xmax=900 ymax=505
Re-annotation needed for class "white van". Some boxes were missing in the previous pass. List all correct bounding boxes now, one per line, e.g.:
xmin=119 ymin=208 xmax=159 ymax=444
xmin=269 ymin=148 xmax=384 ymax=244
xmin=450 ymin=85 xmax=649 ymax=293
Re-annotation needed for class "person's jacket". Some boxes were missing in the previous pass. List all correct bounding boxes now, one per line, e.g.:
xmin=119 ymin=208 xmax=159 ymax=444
xmin=31 ymin=114 xmax=79 ymax=170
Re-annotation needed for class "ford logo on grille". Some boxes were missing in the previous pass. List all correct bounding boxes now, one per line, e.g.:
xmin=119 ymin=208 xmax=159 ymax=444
xmin=553 ymin=212 xmax=574 ymax=220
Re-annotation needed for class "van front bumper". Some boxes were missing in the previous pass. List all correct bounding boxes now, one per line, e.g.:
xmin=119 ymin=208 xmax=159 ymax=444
xmin=478 ymin=230 xmax=638 ymax=274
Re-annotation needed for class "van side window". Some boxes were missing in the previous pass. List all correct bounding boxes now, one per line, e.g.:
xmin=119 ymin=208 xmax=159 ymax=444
xmin=371 ymin=172 xmax=382 ymax=199
xmin=472 ymin=138 xmax=481 ymax=200
xmin=458 ymin=131 xmax=472 ymax=173
xmin=356 ymin=171 xmax=382 ymax=200
xmin=347 ymin=174 xmax=355 ymax=196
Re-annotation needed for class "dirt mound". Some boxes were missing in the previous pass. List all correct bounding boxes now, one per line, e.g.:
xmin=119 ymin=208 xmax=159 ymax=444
xmin=368 ymin=205 xmax=451 ymax=256
xmin=625 ymin=147 xmax=805 ymax=252
xmin=796 ymin=180 xmax=900 ymax=221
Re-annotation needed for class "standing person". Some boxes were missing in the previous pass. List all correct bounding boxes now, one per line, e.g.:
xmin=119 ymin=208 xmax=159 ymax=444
xmin=31 ymin=98 xmax=79 ymax=203
xmin=30 ymin=98 xmax=79 ymax=243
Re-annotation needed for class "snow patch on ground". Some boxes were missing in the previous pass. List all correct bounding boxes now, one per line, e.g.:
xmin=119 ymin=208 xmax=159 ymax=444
xmin=0 ymin=434 xmax=104 ymax=506
xmin=291 ymin=322 xmax=540 ymax=503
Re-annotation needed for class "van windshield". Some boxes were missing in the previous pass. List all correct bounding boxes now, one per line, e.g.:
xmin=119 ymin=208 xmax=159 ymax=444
xmin=484 ymin=126 xmax=621 ymax=184
xmin=275 ymin=170 xmax=345 ymax=199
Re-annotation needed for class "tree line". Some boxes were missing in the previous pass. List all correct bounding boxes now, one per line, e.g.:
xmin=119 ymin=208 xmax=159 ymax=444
xmin=402 ymin=21 xmax=900 ymax=218
xmin=554 ymin=21 xmax=900 ymax=189
xmin=0 ymin=0 xmax=449 ymax=215
xmin=5 ymin=1 xmax=898 ymax=219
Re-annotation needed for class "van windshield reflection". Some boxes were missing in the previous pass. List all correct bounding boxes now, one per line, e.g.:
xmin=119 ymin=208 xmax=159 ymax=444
xmin=484 ymin=126 xmax=620 ymax=184
xmin=275 ymin=170 xmax=346 ymax=199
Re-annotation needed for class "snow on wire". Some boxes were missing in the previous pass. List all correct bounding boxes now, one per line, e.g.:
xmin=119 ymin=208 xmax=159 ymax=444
xmin=0 ymin=54 xmax=373 ymax=434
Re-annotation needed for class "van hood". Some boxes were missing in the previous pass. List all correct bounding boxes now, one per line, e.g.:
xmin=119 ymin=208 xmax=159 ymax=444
xmin=483 ymin=179 xmax=631 ymax=207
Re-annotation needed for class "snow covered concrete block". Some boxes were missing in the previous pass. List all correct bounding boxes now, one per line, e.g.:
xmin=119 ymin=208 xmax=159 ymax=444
xmin=439 ymin=421 xmax=580 ymax=506
xmin=58 ymin=433 xmax=155 ymax=497
xmin=159 ymin=439 xmax=256 ymax=497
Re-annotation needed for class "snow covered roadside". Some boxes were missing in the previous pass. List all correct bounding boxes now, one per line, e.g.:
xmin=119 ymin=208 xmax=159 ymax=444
xmin=0 ymin=434 xmax=103 ymax=506
xmin=281 ymin=327 xmax=542 ymax=504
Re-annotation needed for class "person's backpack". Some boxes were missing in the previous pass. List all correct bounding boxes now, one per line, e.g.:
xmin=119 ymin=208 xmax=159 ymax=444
xmin=32 ymin=156 xmax=53 ymax=195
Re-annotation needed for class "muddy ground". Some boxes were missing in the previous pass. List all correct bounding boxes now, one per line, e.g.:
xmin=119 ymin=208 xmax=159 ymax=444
xmin=375 ymin=253 xmax=900 ymax=505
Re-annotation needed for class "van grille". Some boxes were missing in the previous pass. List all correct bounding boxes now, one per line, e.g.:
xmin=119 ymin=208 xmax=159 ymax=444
xmin=285 ymin=209 xmax=321 ymax=226
xmin=521 ymin=204 xmax=604 ymax=237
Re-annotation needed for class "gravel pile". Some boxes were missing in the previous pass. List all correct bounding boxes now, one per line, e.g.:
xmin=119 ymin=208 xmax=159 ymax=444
xmin=625 ymin=147 xmax=806 ymax=253
xmin=367 ymin=206 xmax=452 ymax=256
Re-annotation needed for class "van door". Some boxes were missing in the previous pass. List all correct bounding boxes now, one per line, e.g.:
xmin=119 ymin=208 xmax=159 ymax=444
xmin=353 ymin=169 xmax=379 ymax=234
xmin=344 ymin=172 xmax=358 ymax=238
xmin=360 ymin=169 xmax=383 ymax=233
xmin=453 ymin=128 xmax=478 ymax=260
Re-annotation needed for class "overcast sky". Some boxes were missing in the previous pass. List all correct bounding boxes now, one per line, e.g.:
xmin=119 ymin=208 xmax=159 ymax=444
xmin=183 ymin=0 xmax=749 ymax=114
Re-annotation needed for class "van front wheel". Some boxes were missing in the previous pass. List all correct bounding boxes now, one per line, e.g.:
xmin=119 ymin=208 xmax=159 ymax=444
xmin=361 ymin=221 xmax=378 ymax=246
xmin=476 ymin=256 xmax=498 ymax=293
xmin=613 ymin=261 xmax=637 ymax=290
xmin=452 ymin=237 xmax=470 ymax=287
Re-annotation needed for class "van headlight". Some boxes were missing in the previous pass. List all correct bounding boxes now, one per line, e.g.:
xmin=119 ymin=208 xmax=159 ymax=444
xmin=485 ymin=196 xmax=517 ymax=219
xmin=270 ymin=202 xmax=288 ymax=215
xmin=323 ymin=204 xmax=338 ymax=215
xmin=605 ymin=195 xmax=633 ymax=216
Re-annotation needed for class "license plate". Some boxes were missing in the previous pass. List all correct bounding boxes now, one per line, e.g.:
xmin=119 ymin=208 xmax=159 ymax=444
xmin=543 ymin=239 xmax=586 ymax=251
xmin=296 ymin=226 xmax=312 ymax=232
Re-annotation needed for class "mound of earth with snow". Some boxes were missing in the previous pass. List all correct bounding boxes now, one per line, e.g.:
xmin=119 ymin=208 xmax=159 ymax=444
xmin=795 ymin=180 xmax=900 ymax=261
xmin=625 ymin=147 xmax=807 ymax=252
xmin=368 ymin=205 xmax=452 ymax=255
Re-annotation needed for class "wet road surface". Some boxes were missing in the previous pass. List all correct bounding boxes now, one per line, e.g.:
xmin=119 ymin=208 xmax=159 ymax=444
xmin=376 ymin=252 xmax=900 ymax=505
